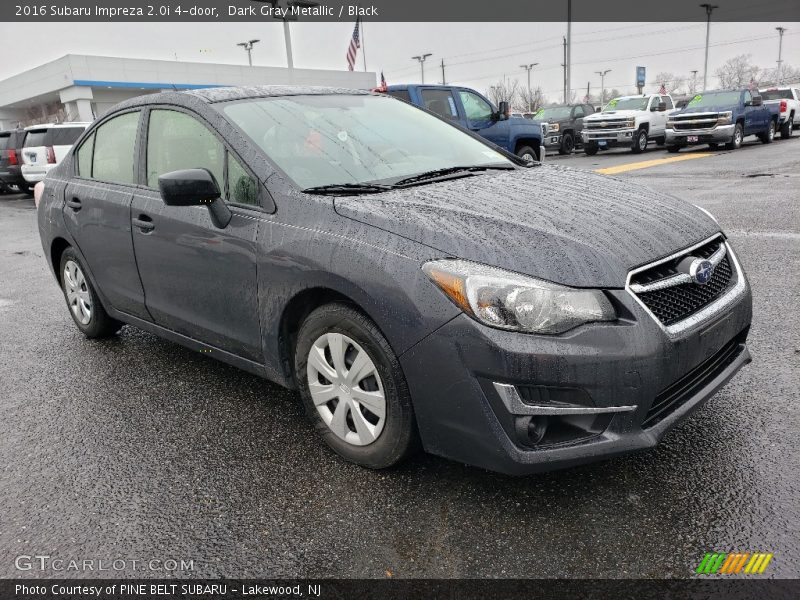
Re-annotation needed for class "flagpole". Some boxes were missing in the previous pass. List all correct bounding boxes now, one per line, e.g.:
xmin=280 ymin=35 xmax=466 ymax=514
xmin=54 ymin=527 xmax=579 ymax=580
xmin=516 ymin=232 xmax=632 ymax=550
xmin=360 ymin=17 xmax=367 ymax=72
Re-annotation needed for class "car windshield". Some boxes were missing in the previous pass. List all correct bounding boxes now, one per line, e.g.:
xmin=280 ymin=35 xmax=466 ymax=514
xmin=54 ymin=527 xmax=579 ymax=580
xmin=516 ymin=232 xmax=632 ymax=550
xmin=219 ymin=94 xmax=512 ymax=189
xmin=760 ymin=89 xmax=793 ymax=100
xmin=532 ymin=106 xmax=572 ymax=120
xmin=603 ymin=97 xmax=649 ymax=111
xmin=685 ymin=91 xmax=742 ymax=107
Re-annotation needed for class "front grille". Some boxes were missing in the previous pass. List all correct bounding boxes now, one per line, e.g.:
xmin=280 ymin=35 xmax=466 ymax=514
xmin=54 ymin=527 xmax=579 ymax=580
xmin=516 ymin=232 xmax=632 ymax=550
xmin=671 ymin=114 xmax=719 ymax=131
xmin=631 ymin=238 xmax=735 ymax=326
xmin=585 ymin=120 xmax=628 ymax=129
xmin=643 ymin=329 xmax=748 ymax=428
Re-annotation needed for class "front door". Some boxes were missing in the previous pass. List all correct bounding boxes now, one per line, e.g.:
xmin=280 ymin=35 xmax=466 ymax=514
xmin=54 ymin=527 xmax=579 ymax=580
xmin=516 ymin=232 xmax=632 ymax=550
xmin=456 ymin=89 xmax=507 ymax=148
xmin=129 ymin=107 xmax=263 ymax=361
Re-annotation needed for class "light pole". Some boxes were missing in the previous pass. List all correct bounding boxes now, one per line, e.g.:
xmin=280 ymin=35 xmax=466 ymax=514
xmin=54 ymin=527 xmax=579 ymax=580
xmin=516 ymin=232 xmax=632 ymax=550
xmin=595 ymin=69 xmax=611 ymax=104
xmin=700 ymin=3 xmax=718 ymax=91
xmin=776 ymin=27 xmax=787 ymax=84
xmin=690 ymin=69 xmax=699 ymax=94
xmin=412 ymin=53 xmax=432 ymax=84
xmin=268 ymin=0 xmax=319 ymax=69
xmin=566 ymin=0 xmax=572 ymax=103
xmin=520 ymin=63 xmax=539 ymax=112
xmin=237 ymin=39 xmax=260 ymax=66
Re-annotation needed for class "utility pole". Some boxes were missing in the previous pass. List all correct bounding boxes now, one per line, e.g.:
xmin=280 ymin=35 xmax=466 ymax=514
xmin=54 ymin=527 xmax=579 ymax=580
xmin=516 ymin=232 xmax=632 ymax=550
xmin=700 ymin=3 xmax=718 ymax=91
xmin=595 ymin=69 xmax=611 ymax=104
xmin=236 ymin=39 xmax=260 ymax=66
xmin=776 ymin=27 xmax=787 ymax=84
xmin=520 ymin=63 xmax=538 ymax=112
xmin=440 ymin=59 xmax=446 ymax=85
xmin=566 ymin=0 xmax=572 ymax=103
xmin=562 ymin=37 xmax=567 ymax=103
xmin=412 ymin=53 xmax=432 ymax=84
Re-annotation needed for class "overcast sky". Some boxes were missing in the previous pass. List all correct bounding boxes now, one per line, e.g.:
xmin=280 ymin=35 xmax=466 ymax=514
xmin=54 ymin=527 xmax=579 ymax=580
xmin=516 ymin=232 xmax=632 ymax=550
xmin=1 ymin=21 xmax=798 ymax=100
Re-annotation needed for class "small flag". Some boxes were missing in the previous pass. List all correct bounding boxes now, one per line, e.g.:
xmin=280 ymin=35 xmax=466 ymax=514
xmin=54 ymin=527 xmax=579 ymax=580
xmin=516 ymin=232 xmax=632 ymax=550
xmin=379 ymin=71 xmax=387 ymax=91
xmin=583 ymin=94 xmax=590 ymax=103
xmin=659 ymin=82 xmax=668 ymax=95
xmin=346 ymin=18 xmax=361 ymax=72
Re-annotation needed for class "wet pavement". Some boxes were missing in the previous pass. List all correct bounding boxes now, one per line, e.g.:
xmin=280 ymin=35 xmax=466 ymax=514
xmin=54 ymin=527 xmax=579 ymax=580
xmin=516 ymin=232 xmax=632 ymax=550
xmin=1 ymin=136 xmax=798 ymax=579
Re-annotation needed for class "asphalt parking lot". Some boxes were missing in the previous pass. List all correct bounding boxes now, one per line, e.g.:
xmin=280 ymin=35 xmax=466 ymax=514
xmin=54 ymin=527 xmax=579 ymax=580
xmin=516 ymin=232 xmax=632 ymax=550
xmin=1 ymin=136 xmax=798 ymax=579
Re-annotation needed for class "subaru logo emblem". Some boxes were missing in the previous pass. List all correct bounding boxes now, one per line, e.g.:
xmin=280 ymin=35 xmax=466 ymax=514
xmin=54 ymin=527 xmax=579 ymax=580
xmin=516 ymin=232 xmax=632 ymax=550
xmin=689 ymin=258 xmax=714 ymax=285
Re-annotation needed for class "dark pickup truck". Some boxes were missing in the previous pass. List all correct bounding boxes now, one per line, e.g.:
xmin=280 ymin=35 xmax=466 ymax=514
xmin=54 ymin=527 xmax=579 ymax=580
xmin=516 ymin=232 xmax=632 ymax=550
xmin=530 ymin=103 xmax=595 ymax=154
xmin=386 ymin=84 xmax=545 ymax=161
xmin=665 ymin=89 xmax=781 ymax=152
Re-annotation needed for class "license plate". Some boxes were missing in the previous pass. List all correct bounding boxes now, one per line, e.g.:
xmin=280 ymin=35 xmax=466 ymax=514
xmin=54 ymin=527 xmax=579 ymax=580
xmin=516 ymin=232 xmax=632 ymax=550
xmin=598 ymin=140 xmax=607 ymax=147
xmin=29 ymin=153 xmax=37 ymax=162
xmin=687 ymin=136 xmax=699 ymax=143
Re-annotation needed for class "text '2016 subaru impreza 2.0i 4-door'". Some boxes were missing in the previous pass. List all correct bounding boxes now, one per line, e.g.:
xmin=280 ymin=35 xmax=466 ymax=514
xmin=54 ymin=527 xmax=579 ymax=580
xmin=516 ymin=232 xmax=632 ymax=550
xmin=37 ymin=86 xmax=753 ymax=475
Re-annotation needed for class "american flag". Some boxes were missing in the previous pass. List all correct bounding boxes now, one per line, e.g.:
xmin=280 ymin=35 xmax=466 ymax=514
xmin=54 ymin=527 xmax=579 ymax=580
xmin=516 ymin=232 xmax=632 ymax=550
xmin=346 ymin=18 xmax=361 ymax=71
xmin=658 ymin=82 xmax=668 ymax=95
xmin=379 ymin=71 xmax=387 ymax=91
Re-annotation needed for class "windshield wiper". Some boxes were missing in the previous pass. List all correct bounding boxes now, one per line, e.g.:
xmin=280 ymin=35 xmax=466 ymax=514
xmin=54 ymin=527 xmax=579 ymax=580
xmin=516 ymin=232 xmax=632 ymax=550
xmin=392 ymin=165 xmax=514 ymax=187
xmin=302 ymin=182 xmax=394 ymax=195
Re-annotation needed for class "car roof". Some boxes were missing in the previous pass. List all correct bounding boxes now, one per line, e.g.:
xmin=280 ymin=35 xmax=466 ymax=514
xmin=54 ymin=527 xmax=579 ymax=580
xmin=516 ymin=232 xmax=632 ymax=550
xmin=23 ymin=122 xmax=91 ymax=130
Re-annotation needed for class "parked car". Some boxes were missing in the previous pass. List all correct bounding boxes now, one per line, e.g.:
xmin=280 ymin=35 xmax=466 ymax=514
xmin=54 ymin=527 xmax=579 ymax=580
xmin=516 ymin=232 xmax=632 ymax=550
xmin=531 ymin=103 xmax=595 ymax=154
xmin=21 ymin=122 xmax=90 ymax=185
xmin=581 ymin=93 xmax=675 ymax=155
xmin=0 ymin=128 xmax=29 ymax=193
xmin=386 ymin=84 xmax=546 ymax=161
xmin=37 ymin=86 xmax=752 ymax=475
xmin=759 ymin=86 xmax=800 ymax=139
xmin=665 ymin=89 xmax=780 ymax=152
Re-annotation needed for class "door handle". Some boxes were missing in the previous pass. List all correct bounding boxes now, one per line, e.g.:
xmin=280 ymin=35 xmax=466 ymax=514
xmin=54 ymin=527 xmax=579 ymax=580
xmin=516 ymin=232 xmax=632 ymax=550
xmin=132 ymin=214 xmax=155 ymax=233
xmin=66 ymin=197 xmax=82 ymax=211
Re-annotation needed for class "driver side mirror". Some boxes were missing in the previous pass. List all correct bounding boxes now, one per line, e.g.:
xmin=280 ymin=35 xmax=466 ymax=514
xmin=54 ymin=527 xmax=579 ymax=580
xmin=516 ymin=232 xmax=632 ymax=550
xmin=496 ymin=101 xmax=510 ymax=121
xmin=158 ymin=168 xmax=232 ymax=229
xmin=658 ymin=101 xmax=667 ymax=112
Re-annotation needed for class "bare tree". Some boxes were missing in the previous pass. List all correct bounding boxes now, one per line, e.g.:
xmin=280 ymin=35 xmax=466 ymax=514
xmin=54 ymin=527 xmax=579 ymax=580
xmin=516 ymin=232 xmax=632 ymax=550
xmin=759 ymin=63 xmax=800 ymax=87
xmin=517 ymin=85 xmax=546 ymax=113
xmin=486 ymin=79 xmax=521 ymax=108
xmin=654 ymin=72 xmax=686 ymax=96
xmin=715 ymin=54 xmax=761 ymax=89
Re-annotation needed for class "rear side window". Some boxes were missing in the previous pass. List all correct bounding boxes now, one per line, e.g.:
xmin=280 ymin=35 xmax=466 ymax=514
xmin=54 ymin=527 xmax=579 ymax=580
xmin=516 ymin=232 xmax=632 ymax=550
xmin=24 ymin=130 xmax=48 ymax=147
xmin=661 ymin=96 xmax=674 ymax=109
xmin=76 ymin=133 xmax=95 ymax=177
xmin=46 ymin=127 xmax=85 ymax=146
xmin=420 ymin=89 xmax=459 ymax=120
xmin=92 ymin=111 xmax=140 ymax=184
xmin=0 ymin=135 xmax=8 ymax=151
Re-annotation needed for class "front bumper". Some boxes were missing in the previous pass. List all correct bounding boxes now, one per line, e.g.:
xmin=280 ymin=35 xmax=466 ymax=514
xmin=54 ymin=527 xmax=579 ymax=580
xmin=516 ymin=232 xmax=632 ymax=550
xmin=665 ymin=124 xmax=734 ymax=145
xmin=581 ymin=127 xmax=637 ymax=147
xmin=400 ymin=265 xmax=752 ymax=476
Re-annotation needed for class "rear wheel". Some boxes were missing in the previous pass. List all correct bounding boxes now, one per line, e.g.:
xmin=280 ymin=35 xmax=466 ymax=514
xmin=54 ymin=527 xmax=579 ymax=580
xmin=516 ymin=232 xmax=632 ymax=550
xmin=294 ymin=303 xmax=418 ymax=469
xmin=583 ymin=143 xmax=599 ymax=156
xmin=708 ymin=143 xmax=720 ymax=149
xmin=632 ymin=128 xmax=648 ymax=153
xmin=780 ymin=116 xmax=793 ymax=139
xmin=59 ymin=247 xmax=123 ymax=338
xmin=759 ymin=121 xmax=775 ymax=144
xmin=725 ymin=123 xmax=744 ymax=150
xmin=558 ymin=132 xmax=575 ymax=155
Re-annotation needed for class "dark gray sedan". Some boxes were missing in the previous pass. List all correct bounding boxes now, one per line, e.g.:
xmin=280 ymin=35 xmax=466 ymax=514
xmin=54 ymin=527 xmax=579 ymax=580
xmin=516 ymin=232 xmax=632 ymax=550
xmin=37 ymin=86 xmax=752 ymax=475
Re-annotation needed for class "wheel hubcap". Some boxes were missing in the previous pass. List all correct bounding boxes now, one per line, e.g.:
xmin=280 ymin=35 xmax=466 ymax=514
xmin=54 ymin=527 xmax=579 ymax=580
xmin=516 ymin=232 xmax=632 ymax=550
xmin=63 ymin=260 xmax=92 ymax=325
xmin=306 ymin=333 xmax=386 ymax=446
xmin=521 ymin=153 xmax=534 ymax=161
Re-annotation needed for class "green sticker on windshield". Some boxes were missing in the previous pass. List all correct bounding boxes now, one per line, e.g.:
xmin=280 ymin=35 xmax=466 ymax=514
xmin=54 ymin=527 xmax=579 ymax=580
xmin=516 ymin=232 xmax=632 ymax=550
xmin=534 ymin=109 xmax=544 ymax=118
xmin=607 ymin=99 xmax=618 ymax=108
xmin=688 ymin=94 xmax=702 ymax=106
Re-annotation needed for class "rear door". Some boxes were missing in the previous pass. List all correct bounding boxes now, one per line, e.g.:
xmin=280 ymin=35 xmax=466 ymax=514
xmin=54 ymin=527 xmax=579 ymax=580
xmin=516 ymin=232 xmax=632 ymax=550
xmin=62 ymin=109 xmax=150 ymax=319
xmin=129 ymin=107 xmax=262 ymax=360
xmin=418 ymin=88 xmax=461 ymax=124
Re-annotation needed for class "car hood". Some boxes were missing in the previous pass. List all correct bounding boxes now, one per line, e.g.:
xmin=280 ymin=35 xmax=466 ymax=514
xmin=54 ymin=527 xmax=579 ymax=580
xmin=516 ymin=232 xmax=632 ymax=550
xmin=333 ymin=165 xmax=719 ymax=288
xmin=677 ymin=104 xmax=736 ymax=114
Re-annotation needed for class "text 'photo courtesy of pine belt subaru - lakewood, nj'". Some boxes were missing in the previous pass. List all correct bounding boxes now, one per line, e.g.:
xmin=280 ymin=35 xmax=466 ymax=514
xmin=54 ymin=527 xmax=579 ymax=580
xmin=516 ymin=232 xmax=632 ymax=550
xmin=36 ymin=86 xmax=753 ymax=475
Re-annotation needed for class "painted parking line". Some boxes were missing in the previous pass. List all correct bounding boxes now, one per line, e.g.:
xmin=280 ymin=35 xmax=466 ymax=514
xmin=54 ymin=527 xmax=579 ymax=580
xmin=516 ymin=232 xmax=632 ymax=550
xmin=594 ymin=152 xmax=713 ymax=175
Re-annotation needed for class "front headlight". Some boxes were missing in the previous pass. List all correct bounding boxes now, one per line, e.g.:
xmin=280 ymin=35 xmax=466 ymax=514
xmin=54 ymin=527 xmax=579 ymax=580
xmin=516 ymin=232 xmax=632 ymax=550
xmin=666 ymin=119 xmax=676 ymax=128
xmin=549 ymin=122 xmax=560 ymax=132
xmin=626 ymin=117 xmax=636 ymax=128
xmin=423 ymin=259 xmax=616 ymax=334
xmin=717 ymin=111 xmax=733 ymax=125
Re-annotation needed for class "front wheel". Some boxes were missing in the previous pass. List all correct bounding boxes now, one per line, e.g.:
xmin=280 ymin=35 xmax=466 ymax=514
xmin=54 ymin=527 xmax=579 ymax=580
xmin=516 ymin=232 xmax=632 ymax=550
xmin=583 ymin=143 xmax=599 ymax=156
xmin=294 ymin=303 xmax=419 ymax=469
xmin=666 ymin=145 xmax=681 ymax=153
xmin=59 ymin=247 xmax=123 ymax=338
xmin=725 ymin=123 xmax=744 ymax=150
xmin=516 ymin=145 xmax=541 ymax=163
xmin=631 ymin=129 xmax=648 ymax=153
xmin=558 ymin=132 xmax=574 ymax=155
xmin=759 ymin=121 xmax=775 ymax=144
xmin=708 ymin=143 xmax=720 ymax=149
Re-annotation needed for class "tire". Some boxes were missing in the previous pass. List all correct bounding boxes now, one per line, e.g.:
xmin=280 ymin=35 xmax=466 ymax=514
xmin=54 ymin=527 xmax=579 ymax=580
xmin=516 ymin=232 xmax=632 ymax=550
xmin=656 ymin=136 xmax=666 ymax=146
xmin=708 ymin=143 xmax=720 ymax=149
xmin=666 ymin=145 xmax=681 ymax=153
xmin=294 ymin=303 xmax=419 ymax=469
xmin=558 ymin=132 xmax=574 ymax=155
xmin=59 ymin=247 xmax=123 ymax=338
xmin=632 ymin=128 xmax=648 ymax=153
xmin=759 ymin=121 xmax=775 ymax=144
xmin=583 ymin=143 xmax=599 ymax=156
xmin=516 ymin=145 xmax=540 ymax=162
xmin=780 ymin=117 xmax=793 ymax=139
xmin=725 ymin=123 xmax=744 ymax=150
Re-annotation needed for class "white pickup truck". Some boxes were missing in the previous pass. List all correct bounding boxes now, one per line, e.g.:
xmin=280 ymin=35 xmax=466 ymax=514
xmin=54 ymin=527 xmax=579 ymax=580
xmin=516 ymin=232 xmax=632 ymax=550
xmin=759 ymin=87 xmax=800 ymax=138
xmin=581 ymin=93 xmax=675 ymax=155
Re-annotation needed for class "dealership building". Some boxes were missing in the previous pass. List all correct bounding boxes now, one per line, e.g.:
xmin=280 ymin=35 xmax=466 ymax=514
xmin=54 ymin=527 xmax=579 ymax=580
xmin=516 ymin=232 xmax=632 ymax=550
xmin=0 ymin=54 xmax=376 ymax=129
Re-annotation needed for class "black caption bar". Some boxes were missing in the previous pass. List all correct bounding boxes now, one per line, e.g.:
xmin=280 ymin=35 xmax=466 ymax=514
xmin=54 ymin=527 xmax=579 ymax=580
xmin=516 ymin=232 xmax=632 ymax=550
xmin=4 ymin=0 xmax=800 ymax=22
xmin=2 ymin=579 xmax=800 ymax=600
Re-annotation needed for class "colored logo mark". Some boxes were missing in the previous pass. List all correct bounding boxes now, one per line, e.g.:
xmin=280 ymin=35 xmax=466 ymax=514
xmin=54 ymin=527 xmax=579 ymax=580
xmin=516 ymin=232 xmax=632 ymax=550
xmin=696 ymin=552 xmax=773 ymax=575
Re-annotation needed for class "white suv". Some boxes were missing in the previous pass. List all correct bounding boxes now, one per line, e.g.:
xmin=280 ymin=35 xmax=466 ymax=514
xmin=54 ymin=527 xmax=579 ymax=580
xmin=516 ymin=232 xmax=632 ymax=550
xmin=581 ymin=94 xmax=674 ymax=155
xmin=21 ymin=123 xmax=90 ymax=184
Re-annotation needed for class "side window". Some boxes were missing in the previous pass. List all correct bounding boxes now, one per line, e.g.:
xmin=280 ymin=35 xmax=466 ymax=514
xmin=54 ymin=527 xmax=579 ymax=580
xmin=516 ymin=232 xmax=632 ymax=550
xmin=420 ymin=89 xmax=458 ymax=120
xmin=459 ymin=91 xmax=494 ymax=121
xmin=387 ymin=90 xmax=411 ymax=103
xmin=661 ymin=96 xmax=674 ymax=109
xmin=743 ymin=90 xmax=752 ymax=104
xmin=649 ymin=96 xmax=660 ymax=110
xmin=76 ymin=133 xmax=95 ymax=177
xmin=573 ymin=105 xmax=585 ymax=118
xmin=227 ymin=154 xmax=258 ymax=206
xmin=92 ymin=111 xmax=140 ymax=184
